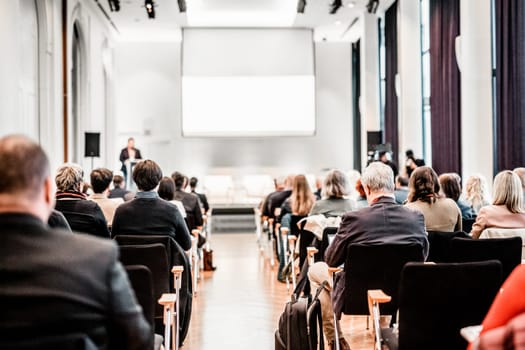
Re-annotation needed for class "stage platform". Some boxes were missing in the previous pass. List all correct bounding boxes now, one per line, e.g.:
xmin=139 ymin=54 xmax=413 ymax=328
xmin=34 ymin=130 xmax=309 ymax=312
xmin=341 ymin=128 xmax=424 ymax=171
xmin=210 ymin=204 xmax=257 ymax=233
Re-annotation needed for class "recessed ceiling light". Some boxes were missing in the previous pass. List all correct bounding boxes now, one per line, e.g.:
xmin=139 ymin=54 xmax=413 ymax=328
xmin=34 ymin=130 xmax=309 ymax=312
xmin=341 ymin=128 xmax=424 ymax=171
xmin=335 ymin=20 xmax=342 ymax=25
xmin=346 ymin=1 xmax=356 ymax=8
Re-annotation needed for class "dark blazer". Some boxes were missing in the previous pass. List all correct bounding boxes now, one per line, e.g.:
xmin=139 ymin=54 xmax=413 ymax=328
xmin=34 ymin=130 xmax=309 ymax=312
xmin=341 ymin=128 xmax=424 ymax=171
xmin=109 ymin=187 xmax=134 ymax=201
xmin=325 ymin=196 xmax=429 ymax=315
xmin=119 ymin=148 xmax=142 ymax=175
xmin=192 ymin=190 xmax=210 ymax=213
xmin=174 ymin=190 xmax=203 ymax=230
xmin=55 ymin=192 xmax=110 ymax=238
xmin=112 ymin=196 xmax=192 ymax=250
xmin=0 ymin=213 xmax=152 ymax=350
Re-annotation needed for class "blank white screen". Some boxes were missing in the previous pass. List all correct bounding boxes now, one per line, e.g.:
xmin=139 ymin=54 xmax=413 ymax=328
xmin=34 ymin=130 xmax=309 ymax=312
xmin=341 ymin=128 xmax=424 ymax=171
xmin=182 ymin=29 xmax=316 ymax=137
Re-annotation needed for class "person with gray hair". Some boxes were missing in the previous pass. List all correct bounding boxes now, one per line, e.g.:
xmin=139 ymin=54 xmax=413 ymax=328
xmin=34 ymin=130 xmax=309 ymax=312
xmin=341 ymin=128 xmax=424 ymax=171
xmin=0 ymin=135 xmax=152 ymax=349
xmin=309 ymin=169 xmax=354 ymax=217
xmin=307 ymin=162 xmax=428 ymax=350
xmin=54 ymin=163 xmax=110 ymax=238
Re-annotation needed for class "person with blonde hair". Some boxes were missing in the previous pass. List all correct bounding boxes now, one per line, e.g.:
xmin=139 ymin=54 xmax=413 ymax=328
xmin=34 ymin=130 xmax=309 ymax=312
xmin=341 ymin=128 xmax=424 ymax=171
xmin=310 ymin=169 xmax=354 ymax=217
xmin=471 ymin=170 xmax=525 ymax=239
xmin=464 ymin=174 xmax=491 ymax=215
xmin=405 ymin=166 xmax=462 ymax=232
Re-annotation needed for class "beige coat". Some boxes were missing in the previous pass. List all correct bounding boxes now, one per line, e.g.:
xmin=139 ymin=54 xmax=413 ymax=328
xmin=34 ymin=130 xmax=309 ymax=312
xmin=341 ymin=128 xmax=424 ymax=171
xmin=405 ymin=197 xmax=462 ymax=232
xmin=470 ymin=205 xmax=525 ymax=239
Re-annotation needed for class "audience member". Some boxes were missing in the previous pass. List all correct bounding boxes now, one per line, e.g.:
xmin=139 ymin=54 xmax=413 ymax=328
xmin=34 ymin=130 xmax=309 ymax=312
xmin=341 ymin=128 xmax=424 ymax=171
xmin=439 ymin=173 xmax=475 ymax=219
xmin=310 ymin=169 xmax=354 ymax=217
xmin=158 ymin=176 xmax=187 ymax=218
xmin=89 ymin=168 xmax=123 ymax=227
xmin=190 ymin=176 xmax=210 ymax=214
xmin=379 ymin=151 xmax=398 ymax=177
xmin=405 ymin=166 xmax=462 ymax=232
xmin=405 ymin=149 xmax=425 ymax=178
xmin=513 ymin=167 xmax=525 ymax=202
xmin=314 ymin=176 xmax=323 ymax=200
xmin=112 ymin=160 xmax=192 ymax=250
xmin=109 ymin=173 xmax=134 ymax=201
xmin=0 ymin=135 xmax=151 ymax=349
xmin=309 ymin=162 xmax=428 ymax=350
xmin=267 ymin=174 xmax=294 ymax=222
xmin=468 ymin=265 xmax=525 ymax=350
xmin=172 ymin=171 xmax=203 ymax=231
xmin=54 ymin=163 xmax=110 ymax=238
xmin=47 ymin=209 xmax=71 ymax=231
xmin=354 ymin=178 xmax=368 ymax=209
xmin=394 ymin=175 xmax=409 ymax=204
xmin=277 ymin=175 xmax=316 ymax=282
xmin=464 ymin=174 xmax=491 ymax=215
xmin=471 ymin=170 xmax=525 ymax=239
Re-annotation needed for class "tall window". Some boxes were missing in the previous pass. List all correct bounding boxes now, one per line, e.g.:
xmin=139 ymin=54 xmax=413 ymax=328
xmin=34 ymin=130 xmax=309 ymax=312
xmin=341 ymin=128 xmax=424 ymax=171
xmin=420 ymin=0 xmax=431 ymax=166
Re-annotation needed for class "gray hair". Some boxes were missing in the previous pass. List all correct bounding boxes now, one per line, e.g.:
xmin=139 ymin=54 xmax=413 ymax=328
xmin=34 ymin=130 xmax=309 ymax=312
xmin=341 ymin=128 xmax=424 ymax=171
xmin=361 ymin=162 xmax=395 ymax=193
xmin=55 ymin=163 xmax=84 ymax=192
xmin=322 ymin=169 xmax=349 ymax=198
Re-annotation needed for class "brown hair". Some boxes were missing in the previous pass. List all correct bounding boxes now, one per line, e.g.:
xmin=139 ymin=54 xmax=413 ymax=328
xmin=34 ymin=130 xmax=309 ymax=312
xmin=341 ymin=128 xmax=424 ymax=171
xmin=290 ymin=175 xmax=315 ymax=216
xmin=407 ymin=166 xmax=441 ymax=204
xmin=0 ymin=135 xmax=50 ymax=199
xmin=438 ymin=173 xmax=461 ymax=202
xmin=90 ymin=168 xmax=113 ymax=194
xmin=158 ymin=176 xmax=175 ymax=201
xmin=132 ymin=159 xmax=162 ymax=191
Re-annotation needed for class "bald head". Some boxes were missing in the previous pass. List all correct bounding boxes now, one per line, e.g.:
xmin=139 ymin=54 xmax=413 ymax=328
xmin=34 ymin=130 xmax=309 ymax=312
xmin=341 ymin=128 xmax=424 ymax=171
xmin=0 ymin=135 xmax=54 ymax=222
xmin=0 ymin=135 xmax=50 ymax=198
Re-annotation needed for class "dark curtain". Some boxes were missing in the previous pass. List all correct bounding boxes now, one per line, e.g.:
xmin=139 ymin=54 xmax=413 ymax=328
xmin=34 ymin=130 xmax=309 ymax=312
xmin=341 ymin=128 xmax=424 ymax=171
xmin=384 ymin=1 xmax=398 ymax=165
xmin=352 ymin=40 xmax=362 ymax=171
xmin=429 ymin=0 xmax=461 ymax=175
xmin=494 ymin=0 xmax=525 ymax=171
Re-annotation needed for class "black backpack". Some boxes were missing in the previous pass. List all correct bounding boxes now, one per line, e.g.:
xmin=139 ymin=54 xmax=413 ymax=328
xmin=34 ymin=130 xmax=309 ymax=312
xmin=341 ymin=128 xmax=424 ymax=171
xmin=275 ymin=281 xmax=327 ymax=350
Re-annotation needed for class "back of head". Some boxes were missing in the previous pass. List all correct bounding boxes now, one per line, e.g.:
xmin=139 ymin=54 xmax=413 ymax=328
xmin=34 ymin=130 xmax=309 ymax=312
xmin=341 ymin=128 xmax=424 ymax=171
xmin=465 ymin=174 xmax=490 ymax=204
xmin=361 ymin=162 xmax=395 ymax=193
xmin=284 ymin=174 xmax=295 ymax=189
xmin=171 ymin=171 xmax=185 ymax=190
xmin=113 ymin=174 xmax=124 ymax=188
xmin=158 ymin=176 xmax=175 ymax=201
xmin=189 ymin=176 xmax=198 ymax=189
xmin=274 ymin=176 xmax=286 ymax=190
xmin=513 ymin=167 xmax=525 ymax=189
xmin=291 ymin=174 xmax=314 ymax=215
xmin=493 ymin=170 xmax=524 ymax=213
xmin=438 ymin=173 xmax=461 ymax=202
xmin=132 ymin=160 xmax=162 ymax=191
xmin=56 ymin=163 xmax=84 ymax=193
xmin=90 ymin=168 xmax=113 ymax=194
xmin=396 ymin=175 xmax=409 ymax=187
xmin=407 ymin=166 xmax=440 ymax=204
xmin=323 ymin=169 xmax=349 ymax=198
xmin=0 ymin=135 xmax=50 ymax=200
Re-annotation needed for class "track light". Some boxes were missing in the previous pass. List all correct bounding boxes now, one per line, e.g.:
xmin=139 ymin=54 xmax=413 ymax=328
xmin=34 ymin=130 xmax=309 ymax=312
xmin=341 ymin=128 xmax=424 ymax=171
xmin=177 ymin=0 xmax=186 ymax=13
xmin=297 ymin=0 xmax=306 ymax=13
xmin=108 ymin=0 xmax=120 ymax=12
xmin=366 ymin=0 xmax=379 ymax=14
xmin=145 ymin=0 xmax=155 ymax=19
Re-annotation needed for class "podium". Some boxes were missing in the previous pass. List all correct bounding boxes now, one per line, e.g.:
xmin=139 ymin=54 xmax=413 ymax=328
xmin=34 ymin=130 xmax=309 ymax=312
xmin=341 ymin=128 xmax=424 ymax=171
xmin=125 ymin=160 xmax=138 ymax=191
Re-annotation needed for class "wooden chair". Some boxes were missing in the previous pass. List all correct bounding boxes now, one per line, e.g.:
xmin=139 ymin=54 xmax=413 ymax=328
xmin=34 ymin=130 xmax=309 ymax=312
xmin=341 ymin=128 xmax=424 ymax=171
xmin=369 ymin=261 xmax=502 ymax=350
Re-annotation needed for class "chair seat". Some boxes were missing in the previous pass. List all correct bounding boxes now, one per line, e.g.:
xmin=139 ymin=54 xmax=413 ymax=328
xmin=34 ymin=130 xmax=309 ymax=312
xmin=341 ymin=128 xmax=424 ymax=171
xmin=381 ymin=328 xmax=399 ymax=350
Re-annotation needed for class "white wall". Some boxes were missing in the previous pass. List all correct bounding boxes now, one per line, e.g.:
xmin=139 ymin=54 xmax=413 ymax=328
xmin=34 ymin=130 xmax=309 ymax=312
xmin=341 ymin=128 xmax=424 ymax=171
xmin=114 ymin=39 xmax=353 ymax=179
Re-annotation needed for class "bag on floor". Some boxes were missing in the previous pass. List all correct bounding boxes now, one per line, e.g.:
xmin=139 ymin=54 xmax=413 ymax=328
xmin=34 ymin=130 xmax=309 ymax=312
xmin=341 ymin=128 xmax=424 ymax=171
xmin=274 ymin=281 xmax=327 ymax=350
xmin=203 ymin=248 xmax=216 ymax=271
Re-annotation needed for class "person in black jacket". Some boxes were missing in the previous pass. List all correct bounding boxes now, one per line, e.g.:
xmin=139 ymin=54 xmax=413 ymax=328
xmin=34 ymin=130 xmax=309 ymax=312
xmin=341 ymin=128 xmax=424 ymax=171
xmin=189 ymin=176 xmax=209 ymax=214
xmin=119 ymin=137 xmax=142 ymax=182
xmin=172 ymin=171 xmax=203 ymax=231
xmin=0 ymin=135 xmax=152 ymax=350
xmin=112 ymin=160 xmax=192 ymax=251
xmin=54 ymin=163 xmax=110 ymax=238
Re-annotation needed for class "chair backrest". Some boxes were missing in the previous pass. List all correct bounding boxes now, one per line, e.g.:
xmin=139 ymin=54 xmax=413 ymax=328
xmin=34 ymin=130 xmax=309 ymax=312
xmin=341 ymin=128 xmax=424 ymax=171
xmin=462 ymin=217 xmax=476 ymax=233
xmin=313 ymin=226 xmax=338 ymax=263
xmin=427 ymin=230 xmax=470 ymax=263
xmin=119 ymin=244 xmax=169 ymax=321
xmin=343 ymin=243 xmax=425 ymax=315
xmin=480 ymin=228 xmax=525 ymax=259
xmin=290 ymin=215 xmax=309 ymax=266
xmin=114 ymin=234 xmax=193 ymax=346
xmin=125 ymin=265 xmax=155 ymax=328
xmin=449 ymin=236 xmax=522 ymax=281
xmin=1 ymin=333 xmax=98 ymax=350
xmin=61 ymin=211 xmax=108 ymax=238
xmin=397 ymin=261 xmax=502 ymax=350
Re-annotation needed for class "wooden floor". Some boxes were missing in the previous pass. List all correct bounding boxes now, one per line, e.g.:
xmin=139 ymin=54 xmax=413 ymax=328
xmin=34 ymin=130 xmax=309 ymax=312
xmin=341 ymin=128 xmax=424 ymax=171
xmin=182 ymin=233 xmax=378 ymax=350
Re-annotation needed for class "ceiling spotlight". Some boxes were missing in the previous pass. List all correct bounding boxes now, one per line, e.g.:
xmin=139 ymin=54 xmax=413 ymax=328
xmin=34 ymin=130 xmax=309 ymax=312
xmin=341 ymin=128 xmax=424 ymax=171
xmin=177 ymin=0 xmax=186 ymax=13
xmin=297 ymin=0 xmax=306 ymax=13
xmin=330 ymin=0 xmax=342 ymax=14
xmin=108 ymin=0 xmax=120 ymax=12
xmin=144 ymin=0 xmax=156 ymax=19
xmin=346 ymin=1 xmax=356 ymax=8
xmin=366 ymin=0 xmax=379 ymax=14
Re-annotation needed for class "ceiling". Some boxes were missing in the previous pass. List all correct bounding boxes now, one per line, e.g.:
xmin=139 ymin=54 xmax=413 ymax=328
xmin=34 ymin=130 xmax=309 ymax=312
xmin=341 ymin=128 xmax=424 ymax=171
xmin=98 ymin=0 xmax=396 ymax=42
